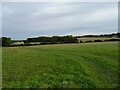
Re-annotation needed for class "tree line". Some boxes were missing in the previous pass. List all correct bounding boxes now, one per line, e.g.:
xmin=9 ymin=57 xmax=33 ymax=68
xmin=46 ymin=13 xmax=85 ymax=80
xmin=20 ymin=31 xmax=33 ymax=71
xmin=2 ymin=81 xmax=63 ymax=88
xmin=1 ymin=32 xmax=120 ymax=47
xmin=26 ymin=35 xmax=78 ymax=44
xmin=75 ymin=33 xmax=120 ymax=38
xmin=1 ymin=35 xmax=78 ymax=47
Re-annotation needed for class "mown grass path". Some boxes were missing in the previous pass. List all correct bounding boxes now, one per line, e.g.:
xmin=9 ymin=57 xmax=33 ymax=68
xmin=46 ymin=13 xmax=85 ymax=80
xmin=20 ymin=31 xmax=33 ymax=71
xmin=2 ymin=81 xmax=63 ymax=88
xmin=2 ymin=42 xmax=118 ymax=88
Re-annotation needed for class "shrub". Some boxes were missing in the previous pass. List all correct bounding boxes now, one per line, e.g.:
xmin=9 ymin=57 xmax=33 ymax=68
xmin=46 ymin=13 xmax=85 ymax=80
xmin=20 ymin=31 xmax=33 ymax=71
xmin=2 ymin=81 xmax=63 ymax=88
xmin=23 ymin=40 xmax=30 ymax=45
xmin=2 ymin=37 xmax=12 ymax=47
xmin=80 ymin=40 xmax=83 ymax=43
xmin=0 ymin=38 xmax=2 ymax=46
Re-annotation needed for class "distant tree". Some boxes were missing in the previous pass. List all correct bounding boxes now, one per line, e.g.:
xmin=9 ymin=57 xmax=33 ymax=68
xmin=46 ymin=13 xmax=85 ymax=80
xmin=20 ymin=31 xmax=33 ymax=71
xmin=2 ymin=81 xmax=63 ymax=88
xmin=23 ymin=40 xmax=30 ymax=45
xmin=117 ymin=33 xmax=120 ymax=38
xmin=2 ymin=37 xmax=12 ymax=47
xmin=80 ymin=40 xmax=83 ymax=43
xmin=0 ymin=38 xmax=2 ymax=46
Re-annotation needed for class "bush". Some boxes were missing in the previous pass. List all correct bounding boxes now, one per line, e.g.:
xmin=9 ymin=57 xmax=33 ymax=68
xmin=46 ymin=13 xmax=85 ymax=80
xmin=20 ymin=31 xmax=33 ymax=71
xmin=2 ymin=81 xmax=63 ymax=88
xmin=23 ymin=40 xmax=30 ymax=45
xmin=0 ymin=38 xmax=2 ymax=46
xmin=2 ymin=37 xmax=12 ymax=47
xmin=80 ymin=40 xmax=83 ymax=43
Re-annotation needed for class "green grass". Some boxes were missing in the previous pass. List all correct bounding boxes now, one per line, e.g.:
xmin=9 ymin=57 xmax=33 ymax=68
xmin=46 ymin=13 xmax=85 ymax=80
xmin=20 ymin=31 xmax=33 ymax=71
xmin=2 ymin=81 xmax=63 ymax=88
xmin=2 ymin=42 xmax=118 ymax=88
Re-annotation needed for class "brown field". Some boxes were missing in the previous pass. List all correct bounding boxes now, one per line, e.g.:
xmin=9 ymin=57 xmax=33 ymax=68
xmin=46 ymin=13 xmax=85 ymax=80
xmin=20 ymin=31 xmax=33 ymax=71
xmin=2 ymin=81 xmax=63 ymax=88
xmin=77 ymin=37 xmax=119 ymax=42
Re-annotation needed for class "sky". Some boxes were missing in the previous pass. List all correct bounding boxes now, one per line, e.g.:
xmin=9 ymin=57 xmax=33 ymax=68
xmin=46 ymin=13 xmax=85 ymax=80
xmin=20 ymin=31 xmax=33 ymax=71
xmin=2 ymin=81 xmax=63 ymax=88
xmin=1 ymin=2 xmax=118 ymax=39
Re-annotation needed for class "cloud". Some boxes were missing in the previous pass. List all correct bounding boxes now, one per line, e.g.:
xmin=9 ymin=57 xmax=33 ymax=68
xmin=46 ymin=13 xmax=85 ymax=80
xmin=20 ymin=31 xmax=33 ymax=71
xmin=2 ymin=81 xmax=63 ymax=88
xmin=0 ymin=3 xmax=2 ymax=37
xmin=2 ymin=2 xmax=118 ymax=39
xmin=1 ymin=0 xmax=119 ymax=2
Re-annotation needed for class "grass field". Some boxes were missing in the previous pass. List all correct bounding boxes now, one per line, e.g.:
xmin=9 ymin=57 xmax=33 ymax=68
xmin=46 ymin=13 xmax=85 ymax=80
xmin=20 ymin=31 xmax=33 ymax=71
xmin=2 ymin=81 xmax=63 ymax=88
xmin=2 ymin=42 xmax=118 ymax=88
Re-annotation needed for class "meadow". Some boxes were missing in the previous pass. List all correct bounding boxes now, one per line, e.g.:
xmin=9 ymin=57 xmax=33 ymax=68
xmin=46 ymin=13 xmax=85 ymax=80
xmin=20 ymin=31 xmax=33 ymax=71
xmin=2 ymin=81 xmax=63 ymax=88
xmin=2 ymin=42 xmax=118 ymax=88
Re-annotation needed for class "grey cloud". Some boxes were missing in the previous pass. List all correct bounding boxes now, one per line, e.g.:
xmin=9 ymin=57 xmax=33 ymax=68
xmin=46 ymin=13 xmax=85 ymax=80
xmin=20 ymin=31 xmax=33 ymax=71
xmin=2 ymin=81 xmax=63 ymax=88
xmin=2 ymin=2 xmax=118 ymax=39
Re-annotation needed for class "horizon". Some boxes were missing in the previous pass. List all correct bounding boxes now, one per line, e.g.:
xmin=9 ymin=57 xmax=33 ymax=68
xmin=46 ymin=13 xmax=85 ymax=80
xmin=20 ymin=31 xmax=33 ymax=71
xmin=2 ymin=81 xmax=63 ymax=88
xmin=1 ymin=32 xmax=119 ymax=40
xmin=1 ymin=2 xmax=118 ymax=39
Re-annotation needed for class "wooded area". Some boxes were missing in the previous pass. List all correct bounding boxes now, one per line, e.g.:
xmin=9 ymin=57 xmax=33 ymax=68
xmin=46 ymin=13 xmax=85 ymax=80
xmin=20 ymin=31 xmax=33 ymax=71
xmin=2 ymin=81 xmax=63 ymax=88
xmin=1 ymin=33 xmax=120 ymax=47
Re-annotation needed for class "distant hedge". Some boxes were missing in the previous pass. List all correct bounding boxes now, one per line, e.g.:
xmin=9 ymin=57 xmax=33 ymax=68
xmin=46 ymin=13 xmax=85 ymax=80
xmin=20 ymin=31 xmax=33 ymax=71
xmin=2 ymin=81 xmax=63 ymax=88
xmin=104 ymin=39 xmax=120 ymax=42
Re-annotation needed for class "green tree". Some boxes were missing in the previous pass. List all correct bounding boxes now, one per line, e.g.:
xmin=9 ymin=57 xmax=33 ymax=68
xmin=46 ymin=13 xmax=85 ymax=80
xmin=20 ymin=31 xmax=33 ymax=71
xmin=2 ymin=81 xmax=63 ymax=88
xmin=23 ymin=40 xmax=30 ymax=45
xmin=2 ymin=37 xmax=12 ymax=47
xmin=0 ymin=37 xmax=2 ymax=46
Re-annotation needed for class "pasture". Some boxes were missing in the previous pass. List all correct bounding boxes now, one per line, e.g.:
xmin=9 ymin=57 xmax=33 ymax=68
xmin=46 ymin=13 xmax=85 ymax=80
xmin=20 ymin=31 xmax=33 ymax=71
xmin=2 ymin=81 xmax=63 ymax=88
xmin=2 ymin=42 xmax=118 ymax=88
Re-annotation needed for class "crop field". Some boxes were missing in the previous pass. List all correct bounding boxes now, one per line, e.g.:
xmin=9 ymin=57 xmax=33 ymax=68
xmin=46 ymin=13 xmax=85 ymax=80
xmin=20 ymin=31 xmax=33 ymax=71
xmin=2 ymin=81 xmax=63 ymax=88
xmin=2 ymin=42 xmax=118 ymax=88
xmin=77 ymin=37 xmax=119 ymax=41
xmin=77 ymin=37 xmax=120 ymax=42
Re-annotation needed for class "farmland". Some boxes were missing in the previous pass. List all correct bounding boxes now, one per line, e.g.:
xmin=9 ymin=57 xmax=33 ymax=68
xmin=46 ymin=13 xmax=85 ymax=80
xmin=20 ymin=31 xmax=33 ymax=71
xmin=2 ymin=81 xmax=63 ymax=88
xmin=2 ymin=42 xmax=118 ymax=88
xmin=77 ymin=37 xmax=120 ymax=43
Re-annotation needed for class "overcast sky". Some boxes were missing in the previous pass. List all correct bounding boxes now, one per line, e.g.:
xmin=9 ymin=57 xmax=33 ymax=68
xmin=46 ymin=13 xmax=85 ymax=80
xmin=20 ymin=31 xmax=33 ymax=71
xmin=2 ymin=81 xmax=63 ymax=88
xmin=2 ymin=2 xmax=118 ymax=39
